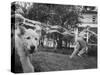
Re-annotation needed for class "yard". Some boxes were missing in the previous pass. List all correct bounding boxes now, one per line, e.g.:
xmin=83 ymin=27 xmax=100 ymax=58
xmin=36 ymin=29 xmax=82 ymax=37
xmin=14 ymin=47 xmax=97 ymax=73
xmin=11 ymin=2 xmax=97 ymax=73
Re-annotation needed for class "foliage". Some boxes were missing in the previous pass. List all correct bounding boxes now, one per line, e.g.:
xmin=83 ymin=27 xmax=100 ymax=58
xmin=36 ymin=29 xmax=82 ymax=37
xmin=26 ymin=3 xmax=83 ymax=28
xmin=11 ymin=2 xmax=83 ymax=29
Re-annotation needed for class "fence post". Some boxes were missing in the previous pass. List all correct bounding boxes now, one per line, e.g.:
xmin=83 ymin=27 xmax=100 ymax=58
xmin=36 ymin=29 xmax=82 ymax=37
xmin=75 ymin=28 xmax=78 ymax=42
xmin=86 ymin=29 xmax=89 ymax=43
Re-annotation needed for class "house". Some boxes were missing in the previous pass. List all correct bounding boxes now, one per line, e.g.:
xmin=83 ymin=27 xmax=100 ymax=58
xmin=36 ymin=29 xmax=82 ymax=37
xmin=78 ymin=6 xmax=97 ymax=44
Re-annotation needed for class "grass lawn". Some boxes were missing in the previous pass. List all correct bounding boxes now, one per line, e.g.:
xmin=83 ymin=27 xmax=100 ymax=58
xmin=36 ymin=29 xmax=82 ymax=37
xmin=31 ymin=51 xmax=97 ymax=72
xmin=14 ymin=48 xmax=97 ymax=73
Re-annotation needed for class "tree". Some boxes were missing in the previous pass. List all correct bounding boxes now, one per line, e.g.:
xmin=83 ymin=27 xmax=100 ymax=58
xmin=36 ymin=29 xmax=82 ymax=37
xmin=25 ymin=3 xmax=83 ymax=48
xmin=26 ymin=3 xmax=83 ymax=28
xmin=12 ymin=2 xmax=83 ymax=29
xmin=12 ymin=2 xmax=83 ymax=48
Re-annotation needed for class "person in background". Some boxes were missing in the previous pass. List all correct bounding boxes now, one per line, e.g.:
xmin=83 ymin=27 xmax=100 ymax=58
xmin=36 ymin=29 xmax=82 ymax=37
xmin=70 ymin=25 xmax=97 ymax=58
